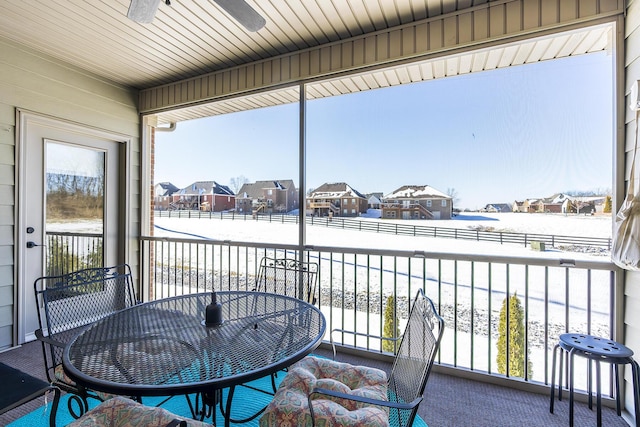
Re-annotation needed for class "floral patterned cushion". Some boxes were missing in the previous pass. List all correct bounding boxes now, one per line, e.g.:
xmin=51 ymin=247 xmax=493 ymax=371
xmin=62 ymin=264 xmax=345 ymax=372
xmin=54 ymin=363 xmax=114 ymax=401
xmin=66 ymin=396 xmax=209 ymax=427
xmin=259 ymin=355 xmax=389 ymax=427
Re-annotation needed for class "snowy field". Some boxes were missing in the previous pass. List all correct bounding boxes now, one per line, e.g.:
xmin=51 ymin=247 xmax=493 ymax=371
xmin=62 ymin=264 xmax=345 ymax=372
xmin=153 ymin=211 xmax=613 ymax=261
xmin=48 ymin=211 xmax=613 ymax=242
xmin=408 ymin=211 xmax=612 ymax=238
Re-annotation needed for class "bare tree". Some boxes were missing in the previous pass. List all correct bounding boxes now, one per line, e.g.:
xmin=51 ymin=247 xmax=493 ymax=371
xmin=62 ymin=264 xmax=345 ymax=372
xmin=229 ymin=175 xmax=249 ymax=193
xmin=446 ymin=187 xmax=460 ymax=209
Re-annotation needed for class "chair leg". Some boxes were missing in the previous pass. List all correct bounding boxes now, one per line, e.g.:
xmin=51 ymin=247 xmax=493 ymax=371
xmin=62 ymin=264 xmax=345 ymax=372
xmin=48 ymin=386 xmax=61 ymax=427
xmin=569 ymin=349 xmax=575 ymax=427
xmin=550 ymin=344 xmax=559 ymax=413
xmin=587 ymin=359 xmax=600 ymax=410
xmin=67 ymin=393 xmax=90 ymax=419
xmin=631 ymin=360 xmax=640 ymax=427
xmin=560 ymin=346 xmax=566 ymax=402
xmin=595 ymin=360 xmax=601 ymax=427
xmin=614 ymin=363 xmax=621 ymax=416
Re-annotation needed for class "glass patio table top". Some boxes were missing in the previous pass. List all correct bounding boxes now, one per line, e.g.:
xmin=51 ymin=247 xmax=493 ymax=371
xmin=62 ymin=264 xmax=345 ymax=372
xmin=62 ymin=291 xmax=326 ymax=397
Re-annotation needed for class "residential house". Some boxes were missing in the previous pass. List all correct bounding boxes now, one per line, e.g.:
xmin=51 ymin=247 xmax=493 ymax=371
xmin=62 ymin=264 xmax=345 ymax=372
xmin=307 ymin=183 xmax=368 ymax=217
xmin=544 ymin=193 xmax=573 ymax=213
xmin=382 ymin=185 xmax=452 ymax=220
xmin=526 ymin=199 xmax=541 ymax=212
xmin=366 ymin=193 xmax=384 ymax=210
xmin=525 ymin=194 xmax=574 ymax=214
xmin=235 ymin=180 xmax=298 ymax=215
xmin=513 ymin=201 xmax=527 ymax=213
xmin=570 ymin=196 xmax=605 ymax=214
xmin=153 ymin=182 xmax=179 ymax=211
xmin=172 ymin=181 xmax=235 ymax=212
xmin=483 ymin=203 xmax=513 ymax=213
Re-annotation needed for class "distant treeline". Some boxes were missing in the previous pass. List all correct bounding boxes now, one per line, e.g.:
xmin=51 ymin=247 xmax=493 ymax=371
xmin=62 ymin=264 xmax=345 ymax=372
xmin=46 ymin=172 xmax=103 ymax=220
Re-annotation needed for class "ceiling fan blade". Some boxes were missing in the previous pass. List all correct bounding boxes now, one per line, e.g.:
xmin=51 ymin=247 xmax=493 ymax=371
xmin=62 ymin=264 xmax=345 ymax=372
xmin=128 ymin=0 xmax=161 ymax=24
xmin=213 ymin=0 xmax=266 ymax=32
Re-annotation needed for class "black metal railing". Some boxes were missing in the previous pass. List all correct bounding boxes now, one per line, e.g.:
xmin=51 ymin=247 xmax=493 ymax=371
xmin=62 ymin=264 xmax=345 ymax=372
xmin=45 ymin=231 xmax=103 ymax=276
xmin=42 ymin=229 xmax=618 ymax=398
xmin=139 ymin=235 xmax=617 ymax=397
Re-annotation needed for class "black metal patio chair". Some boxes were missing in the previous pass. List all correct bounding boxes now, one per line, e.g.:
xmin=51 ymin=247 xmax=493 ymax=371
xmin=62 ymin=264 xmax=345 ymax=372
xmin=203 ymin=256 xmax=320 ymax=424
xmin=261 ymin=288 xmax=444 ymax=427
xmin=33 ymin=264 xmax=137 ymax=418
xmin=253 ymin=256 xmax=319 ymax=304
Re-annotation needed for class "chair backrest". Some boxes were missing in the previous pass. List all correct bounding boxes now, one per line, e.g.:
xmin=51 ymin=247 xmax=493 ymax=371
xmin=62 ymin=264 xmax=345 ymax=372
xmin=254 ymin=257 xmax=319 ymax=304
xmin=34 ymin=264 xmax=137 ymax=380
xmin=387 ymin=289 xmax=444 ymax=427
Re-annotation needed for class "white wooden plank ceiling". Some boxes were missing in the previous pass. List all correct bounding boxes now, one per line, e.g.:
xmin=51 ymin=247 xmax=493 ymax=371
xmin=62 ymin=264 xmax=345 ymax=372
xmin=0 ymin=0 xmax=496 ymax=90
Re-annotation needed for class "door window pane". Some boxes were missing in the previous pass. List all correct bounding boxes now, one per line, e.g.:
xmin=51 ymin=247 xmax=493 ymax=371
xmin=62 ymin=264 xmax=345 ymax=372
xmin=46 ymin=142 xmax=105 ymax=274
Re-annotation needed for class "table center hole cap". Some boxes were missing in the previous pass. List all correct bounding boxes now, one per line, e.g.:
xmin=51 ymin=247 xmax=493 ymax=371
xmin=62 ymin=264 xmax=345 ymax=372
xmin=205 ymin=290 xmax=224 ymax=327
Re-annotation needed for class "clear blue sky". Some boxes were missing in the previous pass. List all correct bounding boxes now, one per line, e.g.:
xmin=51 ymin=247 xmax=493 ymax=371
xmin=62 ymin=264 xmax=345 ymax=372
xmin=155 ymin=51 xmax=613 ymax=210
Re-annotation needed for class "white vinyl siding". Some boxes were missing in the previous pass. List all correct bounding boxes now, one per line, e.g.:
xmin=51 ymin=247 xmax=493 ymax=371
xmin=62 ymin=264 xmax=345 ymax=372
xmin=624 ymin=0 xmax=640 ymax=415
xmin=0 ymin=106 xmax=13 ymax=348
xmin=0 ymin=38 xmax=139 ymax=350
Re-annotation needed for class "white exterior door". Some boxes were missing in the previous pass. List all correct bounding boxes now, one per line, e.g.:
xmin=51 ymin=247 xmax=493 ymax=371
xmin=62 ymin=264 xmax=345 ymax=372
xmin=17 ymin=111 xmax=123 ymax=343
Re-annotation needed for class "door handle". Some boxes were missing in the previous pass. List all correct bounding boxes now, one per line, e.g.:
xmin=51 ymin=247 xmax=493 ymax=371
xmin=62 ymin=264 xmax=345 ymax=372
xmin=26 ymin=241 xmax=42 ymax=248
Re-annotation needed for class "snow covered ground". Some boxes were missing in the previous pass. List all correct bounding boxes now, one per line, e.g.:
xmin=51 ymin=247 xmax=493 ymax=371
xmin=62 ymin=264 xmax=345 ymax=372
xmin=153 ymin=211 xmax=613 ymax=261
xmin=442 ymin=211 xmax=611 ymax=238
xmin=360 ymin=210 xmax=612 ymax=238
xmin=48 ymin=210 xmax=612 ymax=246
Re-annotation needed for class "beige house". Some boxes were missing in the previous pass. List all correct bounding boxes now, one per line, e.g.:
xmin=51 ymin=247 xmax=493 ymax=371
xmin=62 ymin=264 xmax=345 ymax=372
xmin=235 ymin=180 xmax=298 ymax=215
xmin=517 ymin=194 xmax=601 ymax=214
xmin=513 ymin=200 xmax=530 ymax=213
xmin=307 ymin=183 xmax=368 ymax=217
xmin=172 ymin=181 xmax=235 ymax=212
xmin=382 ymin=185 xmax=452 ymax=220
xmin=482 ymin=203 xmax=513 ymax=214
xmin=2 ymin=1 xmax=640 ymax=423
xmin=153 ymin=182 xmax=179 ymax=211
xmin=366 ymin=193 xmax=384 ymax=210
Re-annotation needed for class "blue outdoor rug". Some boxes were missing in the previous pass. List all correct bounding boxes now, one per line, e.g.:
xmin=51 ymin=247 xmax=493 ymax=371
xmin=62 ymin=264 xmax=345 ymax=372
xmin=10 ymin=370 xmax=429 ymax=426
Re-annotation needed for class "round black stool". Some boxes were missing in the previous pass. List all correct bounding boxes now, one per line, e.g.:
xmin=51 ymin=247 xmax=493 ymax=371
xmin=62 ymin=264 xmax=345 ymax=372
xmin=549 ymin=333 xmax=640 ymax=427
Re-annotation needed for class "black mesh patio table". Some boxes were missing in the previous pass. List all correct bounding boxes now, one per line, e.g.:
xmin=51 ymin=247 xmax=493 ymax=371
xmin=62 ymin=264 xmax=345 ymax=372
xmin=62 ymin=291 xmax=326 ymax=426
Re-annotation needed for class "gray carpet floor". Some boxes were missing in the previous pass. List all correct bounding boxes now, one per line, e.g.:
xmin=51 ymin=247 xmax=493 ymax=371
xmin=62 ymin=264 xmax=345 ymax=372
xmin=0 ymin=341 xmax=632 ymax=426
